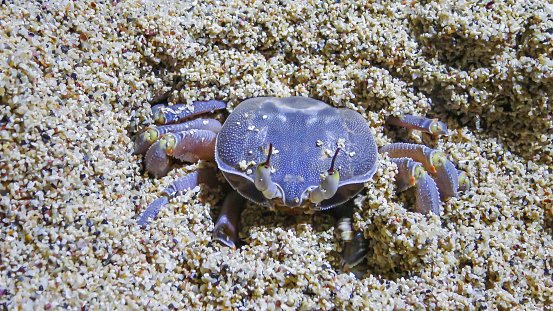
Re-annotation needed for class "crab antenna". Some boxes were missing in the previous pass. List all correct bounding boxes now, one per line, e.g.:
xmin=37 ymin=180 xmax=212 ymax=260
xmin=254 ymin=143 xmax=281 ymax=199
xmin=309 ymin=148 xmax=341 ymax=204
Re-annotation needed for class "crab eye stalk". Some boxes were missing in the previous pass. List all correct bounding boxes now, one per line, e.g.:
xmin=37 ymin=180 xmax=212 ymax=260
xmin=310 ymin=148 xmax=341 ymax=204
xmin=254 ymin=143 xmax=281 ymax=199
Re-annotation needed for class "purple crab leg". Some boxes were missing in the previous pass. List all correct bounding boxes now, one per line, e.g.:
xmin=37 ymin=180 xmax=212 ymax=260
xmin=169 ymin=130 xmax=217 ymax=163
xmin=388 ymin=115 xmax=449 ymax=136
xmin=138 ymin=169 xmax=217 ymax=226
xmin=341 ymin=231 xmax=369 ymax=272
xmin=153 ymin=99 xmax=227 ymax=124
xmin=380 ymin=143 xmax=468 ymax=200
xmin=432 ymin=155 xmax=460 ymax=200
xmin=145 ymin=139 xmax=173 ymax=178
xmin=212 ymin=191 xmax=246 ymax=249
xmin=391 ymin=158 xmax=441 ymax=215
xmin=134 ymin=119 xmax=222 ymax=155
xmin=458 ymin=170 xmax=471 ymax=192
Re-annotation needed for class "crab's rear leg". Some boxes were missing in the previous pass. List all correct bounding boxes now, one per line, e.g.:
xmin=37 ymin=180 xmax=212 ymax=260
xmin=138 ymin=169 xmax=218 ymax=226
xmin=212 ymin=191 xmax=247 ymax=249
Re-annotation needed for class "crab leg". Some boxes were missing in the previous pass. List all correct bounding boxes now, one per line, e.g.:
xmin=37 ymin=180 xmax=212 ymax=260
xmin=380 ymin=143 xmax=467 ymax=200
xmin=391 ymin=157 xmax=441 ymax=215
xmin=137 ymin=169 xmax=217 ymax=226
xmin=153 ymin=99 xmax=226 ymax=124
xmin=387 ymin=115 xmax=449 ymax=136
xmin=212 ymin=191 xmax=247 ymax=249
xmin=145 ymin=130 xmax=217 ymax=178
xmin=134 ymin=119 xmax=222 ymax=155
xmin=169 ymin=130 xmax=217 ymax=163
xmin=341 ymin=231 xmax=369 ymax=272
xmin=145 ymin=138 xmax=173 ymax=178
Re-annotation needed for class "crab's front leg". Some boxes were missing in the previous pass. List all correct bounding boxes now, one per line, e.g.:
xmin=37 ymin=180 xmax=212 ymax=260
xmin=133 ymin=100 xmax=226 ymax=178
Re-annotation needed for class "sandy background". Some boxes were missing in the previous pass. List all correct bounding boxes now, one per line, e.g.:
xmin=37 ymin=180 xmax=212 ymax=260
xmin=1 ymin=0 xmax=552 ymax=310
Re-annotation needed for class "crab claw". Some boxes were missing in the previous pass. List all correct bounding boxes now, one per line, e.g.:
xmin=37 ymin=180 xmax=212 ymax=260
xmin=213 ymin=191 xmax=246 ymax=249
xmin=380 ymin=143 xmax=465 ymax=201
xmin=143 ymin=130 xmax=217 ymax=178
xmin=169 ymin=130 xmax=217 ymax=163
xmin=391 ymin=157 xmax=441 ymax=215
xmin=145 ymin=138 xmax=174 ymax=178
xmin=388 ymin=115 xmax=449 ymax=136
xmin=134 ymin=128 xmax=160 ymax=155
xmin=133 ymin=119 xmax=222 ymax=156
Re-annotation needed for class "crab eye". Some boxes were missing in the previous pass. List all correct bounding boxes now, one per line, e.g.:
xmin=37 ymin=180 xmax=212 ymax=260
xmin=310 ymin=148 xmax=341 ymax=203
xmin=254 ymin=143 xmax=281 ymax=199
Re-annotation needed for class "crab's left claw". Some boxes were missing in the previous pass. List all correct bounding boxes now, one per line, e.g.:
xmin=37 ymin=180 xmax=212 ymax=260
xmin=134 ymin=128 xmax=160 ymax=155
xmin=380 ymin=143 xmax=468 ymax=201
xmin=145 ymin=137 xmax=174 ymax=178
xmin=213 ymin=191 xmax=246 ymax=249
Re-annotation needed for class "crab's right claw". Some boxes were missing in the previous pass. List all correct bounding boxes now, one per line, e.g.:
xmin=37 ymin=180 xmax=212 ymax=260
xmin=213 ymin=191 xmax=246 ymax=249
xmin=391 ymin=157 xmax=441 ymax=215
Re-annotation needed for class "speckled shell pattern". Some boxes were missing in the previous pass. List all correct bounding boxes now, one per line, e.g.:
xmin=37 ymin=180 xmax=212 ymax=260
xmin=215 ymin=97 xmax=378 ymax=211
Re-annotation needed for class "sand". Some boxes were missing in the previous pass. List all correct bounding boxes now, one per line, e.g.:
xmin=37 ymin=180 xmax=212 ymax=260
xmin=1 ymin=0 xmax=552 ymax=310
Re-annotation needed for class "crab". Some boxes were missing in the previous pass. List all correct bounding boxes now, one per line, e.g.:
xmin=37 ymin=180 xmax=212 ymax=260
xmin=133 ymin=96 xmax=469 ymax=270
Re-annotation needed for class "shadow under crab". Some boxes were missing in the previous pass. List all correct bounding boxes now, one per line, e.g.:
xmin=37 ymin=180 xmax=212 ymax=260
xmin=133 ymin=96 xmax=469 ymax=271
